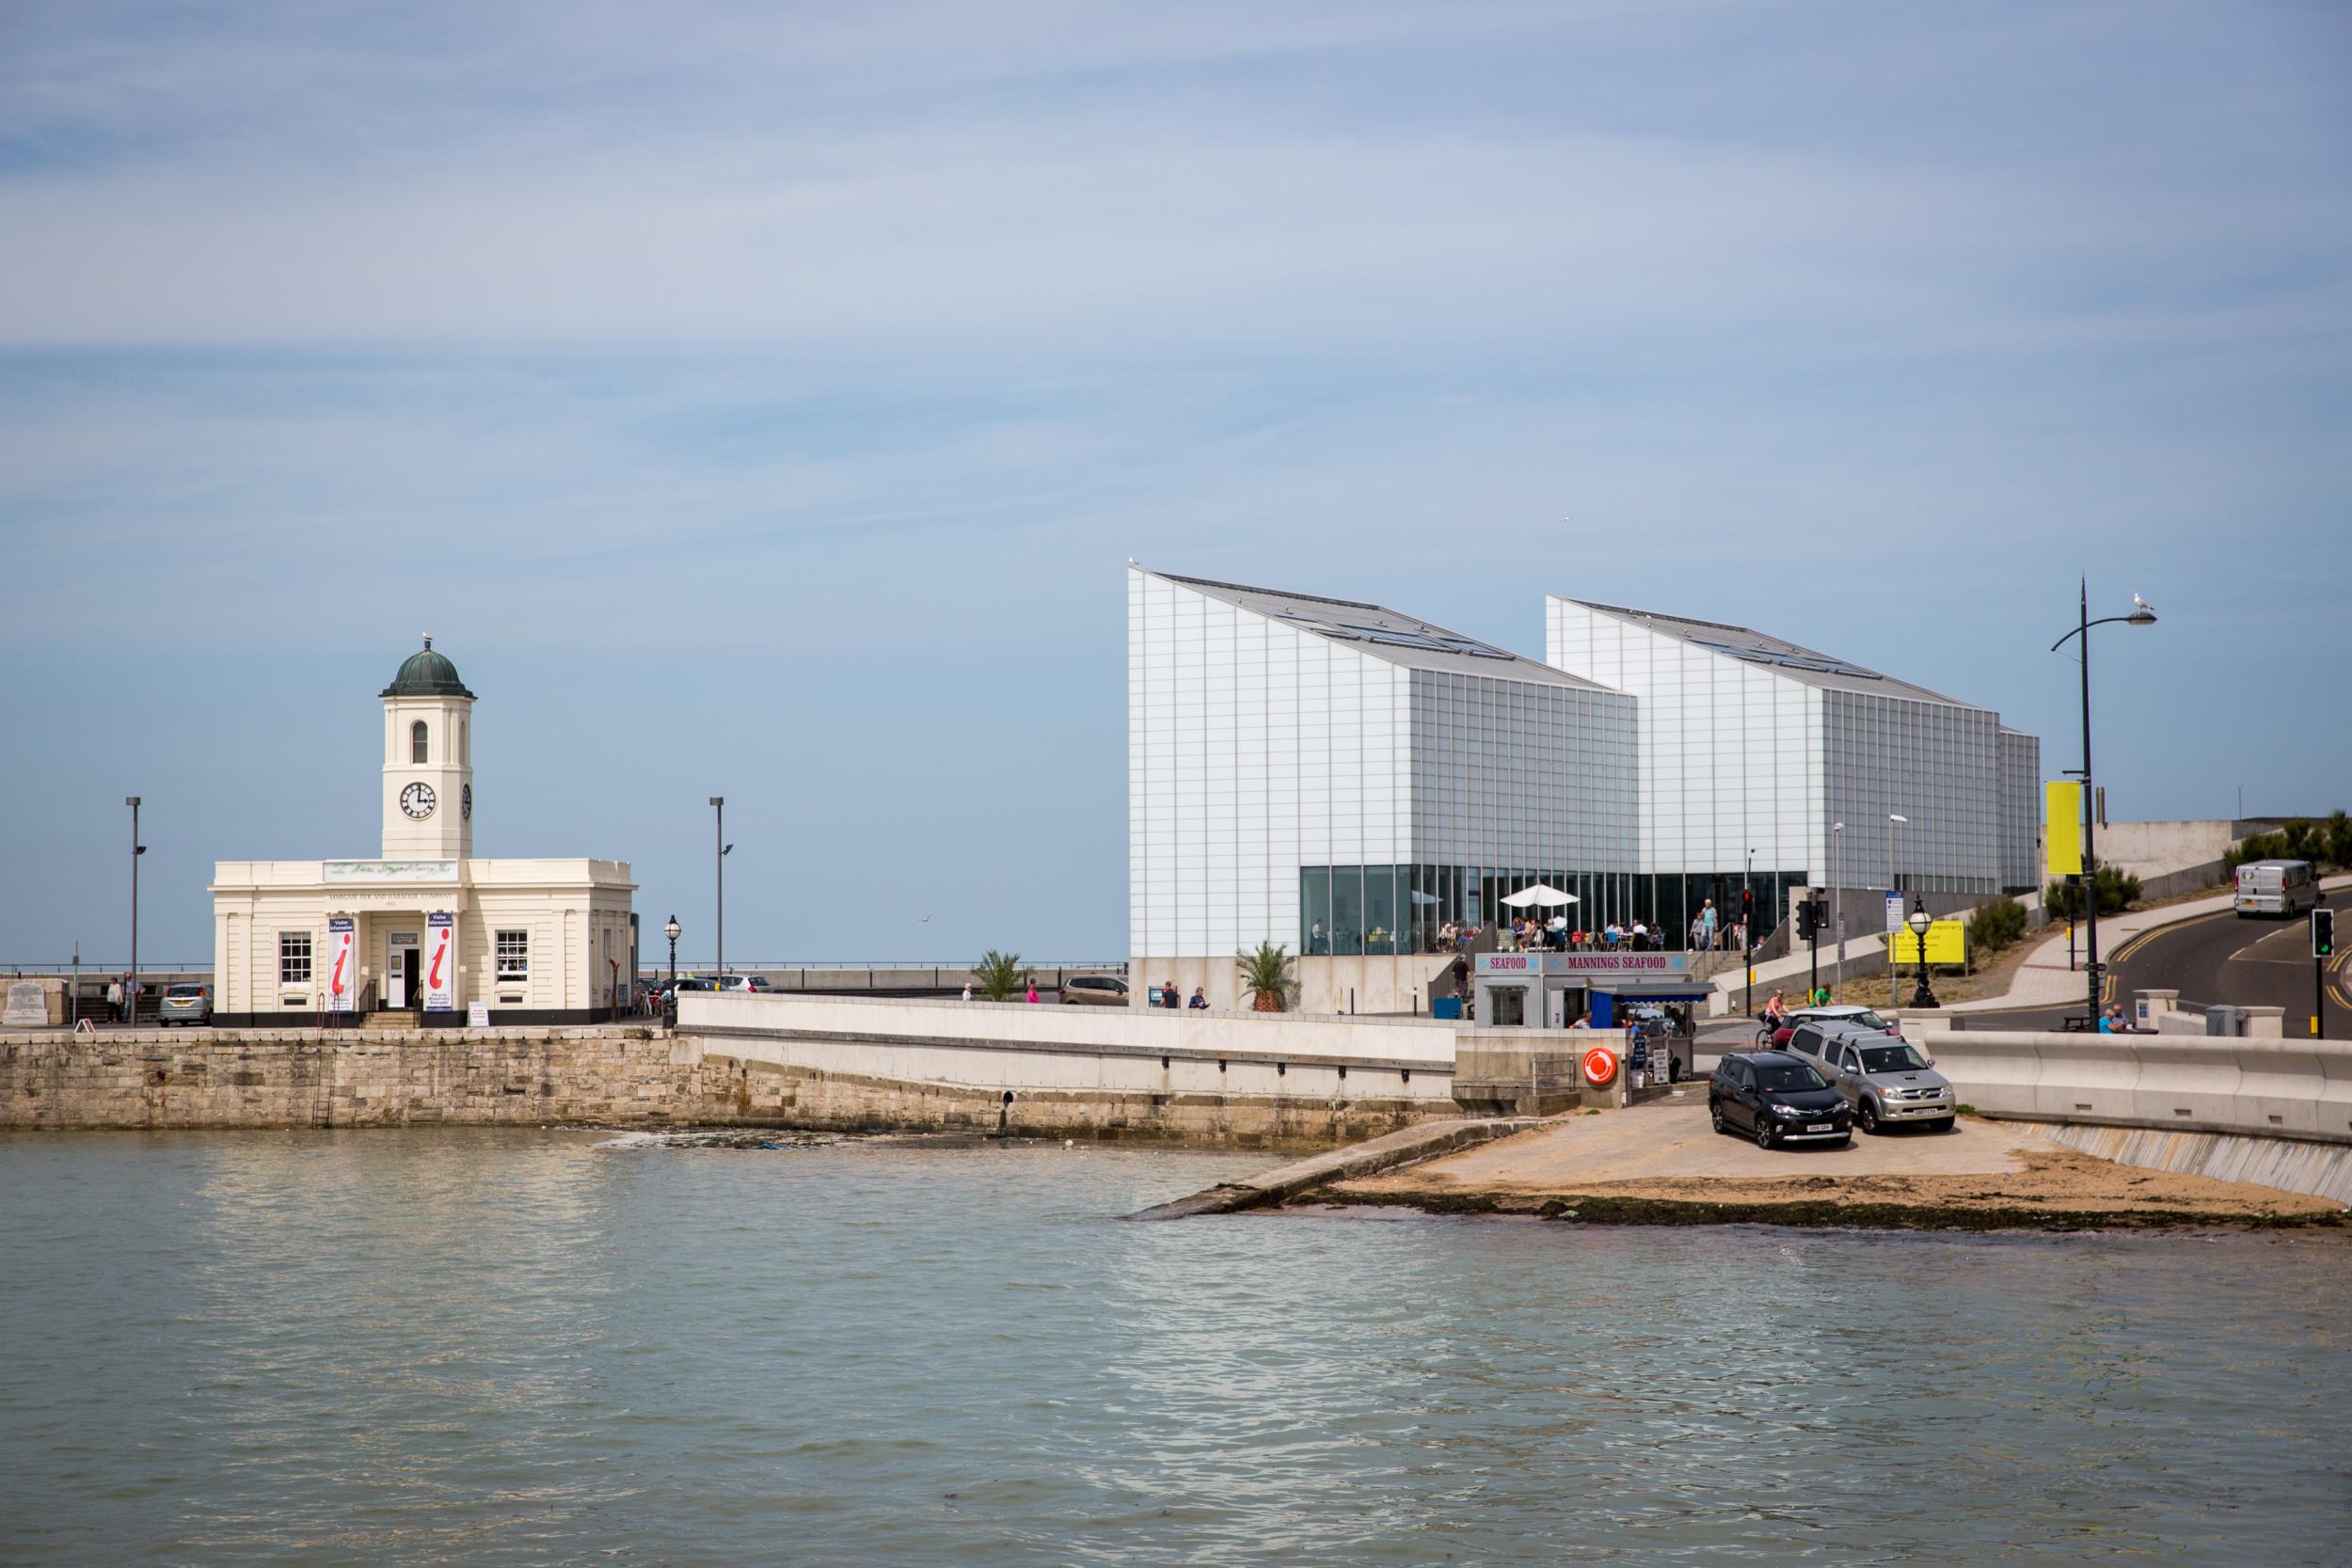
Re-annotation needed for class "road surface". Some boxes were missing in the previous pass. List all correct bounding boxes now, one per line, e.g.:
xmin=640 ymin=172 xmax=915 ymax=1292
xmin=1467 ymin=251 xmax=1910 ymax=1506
xmin=1956 ymin=905 xmax=2348 ymax=1038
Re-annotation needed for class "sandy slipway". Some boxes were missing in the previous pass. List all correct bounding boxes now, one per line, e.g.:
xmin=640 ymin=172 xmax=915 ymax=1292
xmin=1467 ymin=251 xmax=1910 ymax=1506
xmin=1164 ymin=1100 xmax=2348 ymax=1233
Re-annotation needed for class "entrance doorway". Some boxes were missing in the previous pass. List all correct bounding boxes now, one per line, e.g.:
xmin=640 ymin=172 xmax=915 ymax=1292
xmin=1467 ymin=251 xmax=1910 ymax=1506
xmin=386 ymin=932 xmax=421 ymax=1009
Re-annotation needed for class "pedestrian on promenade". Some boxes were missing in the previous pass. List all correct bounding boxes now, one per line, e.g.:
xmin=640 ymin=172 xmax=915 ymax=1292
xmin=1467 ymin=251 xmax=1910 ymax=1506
xmin=1188 ymin=987 xmax=1208 ymax=1010
xmin=1698 ymin=899 xmax=1718 ymax=951
xmin=107 ymin=978 xmax=123 ymax=1023
xmin=1025 ymin=980 xmax=1040 ymax=1004
xmin=961 ymin=981 xmax=973 ymax=1002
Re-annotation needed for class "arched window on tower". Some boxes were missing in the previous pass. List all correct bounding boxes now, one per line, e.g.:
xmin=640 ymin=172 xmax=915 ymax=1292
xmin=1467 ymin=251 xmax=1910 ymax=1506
xmin=411 ymin=720 xmax=429 ymax=764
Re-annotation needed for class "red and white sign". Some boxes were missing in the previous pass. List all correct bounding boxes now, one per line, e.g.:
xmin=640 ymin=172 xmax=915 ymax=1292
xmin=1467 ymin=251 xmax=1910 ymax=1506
xmin=1476 ymin=952 xmax=1688 ymax=975
xmin=1581 ymin=1046 xmax=1617 ymax=1086
xmin=326 ymin=918 xmax=356 ymax=1013
xmin=425 ymin=912 xmax=455 ymax=1011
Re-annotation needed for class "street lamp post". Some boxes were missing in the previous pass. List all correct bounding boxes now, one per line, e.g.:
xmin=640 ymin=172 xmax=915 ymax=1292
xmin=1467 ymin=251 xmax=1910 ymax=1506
xmin=1886 ymin=815 xmax=1907 ymax=1006
xmin=1832 ymin=821 xmax=1846 ymax=1000
xmin=126 ymin=797 xmax=144 ymax=1027
xmin=709 ymin=797 xmax=733 ymax=981
xmin=1743 ymin=847 xmax=1756 ymax=1019
xmin=1907 ymin=896 xmax=1937 ymax=1010
xmin=663 ymin=913 xmax=681 ymax=1024
xmin=2050 ymin=580 xmax=2157 ymax=1027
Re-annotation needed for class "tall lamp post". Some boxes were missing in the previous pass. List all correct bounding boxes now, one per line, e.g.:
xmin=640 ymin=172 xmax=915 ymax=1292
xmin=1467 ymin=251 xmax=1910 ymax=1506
xmin=709 ymin=797 xmax=733 ymax=979
xmin=1906 ymin=896 xmax=1937 ymax=1009
xmin=126 ymin=797 xmax=145 ymax=1026
xmin=2050 ymin=581 xmax=2157 ymax=1026
xmin=1885 ymin=815 xmax=1906 ymax=1006
xmin=1832 ymin=821 xmax=1846 ymax=999
xmin=663 ymin=913 xmax=681 ymax=1024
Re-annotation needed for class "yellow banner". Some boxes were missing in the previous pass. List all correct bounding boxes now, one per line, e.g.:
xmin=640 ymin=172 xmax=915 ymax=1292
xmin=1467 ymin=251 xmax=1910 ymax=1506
xmin=1888 ymin=919 xmax=1967 ymax=966
xmin=2045 ymin=782 xmax=2083 ymax=878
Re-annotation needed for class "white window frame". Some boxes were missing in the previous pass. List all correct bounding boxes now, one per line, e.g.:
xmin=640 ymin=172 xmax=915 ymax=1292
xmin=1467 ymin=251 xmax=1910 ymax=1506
xmin=495 ymin=929 xmax=530 ymax=984
xmin=279 ymin=931 xmax=312 ymax=984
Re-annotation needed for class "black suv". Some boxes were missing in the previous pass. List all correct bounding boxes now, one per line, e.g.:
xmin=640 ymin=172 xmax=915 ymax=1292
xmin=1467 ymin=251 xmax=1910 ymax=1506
xmin=1708 ymin=1051 xmax=1852 ymax=1150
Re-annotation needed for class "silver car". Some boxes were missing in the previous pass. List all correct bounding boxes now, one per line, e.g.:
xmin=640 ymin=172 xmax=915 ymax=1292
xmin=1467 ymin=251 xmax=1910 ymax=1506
xmin=1788 ymin=1022 xmax=1955 ymax=1133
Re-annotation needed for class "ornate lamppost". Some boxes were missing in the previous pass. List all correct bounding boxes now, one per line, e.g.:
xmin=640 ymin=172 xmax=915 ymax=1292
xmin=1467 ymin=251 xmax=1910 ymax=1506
xmin=1906 ymin=896 xmax=1937 ymax=1010
xmin=663 ymin=913 xmax=681 ymax=1025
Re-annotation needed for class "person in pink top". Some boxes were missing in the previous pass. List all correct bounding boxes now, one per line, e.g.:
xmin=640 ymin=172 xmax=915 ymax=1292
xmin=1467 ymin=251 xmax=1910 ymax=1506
xmin=1025 ymin=981 xmax=1040 ymax=1004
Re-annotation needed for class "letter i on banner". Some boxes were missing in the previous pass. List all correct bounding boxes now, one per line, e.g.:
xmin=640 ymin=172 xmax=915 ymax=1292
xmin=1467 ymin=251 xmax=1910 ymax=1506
xmin=425 ymin=911 xmax=455 ymax=1011
xmin=326 ymin=918 xmax=356 ymax=1012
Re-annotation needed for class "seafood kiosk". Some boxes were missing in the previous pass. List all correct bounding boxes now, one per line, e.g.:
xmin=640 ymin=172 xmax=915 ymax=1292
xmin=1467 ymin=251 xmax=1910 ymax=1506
xmin=1471 ymin=951 xmax=1712 ymax=1030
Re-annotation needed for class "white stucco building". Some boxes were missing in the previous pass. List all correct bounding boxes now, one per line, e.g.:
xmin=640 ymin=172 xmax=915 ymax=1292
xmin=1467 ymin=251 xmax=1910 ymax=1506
xmin=209 ymin=640 xmax=636 ymax=1026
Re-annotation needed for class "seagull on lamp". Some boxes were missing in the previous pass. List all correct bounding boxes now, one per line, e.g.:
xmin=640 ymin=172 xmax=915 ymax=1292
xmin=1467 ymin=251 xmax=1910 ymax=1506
xmin=2133 ymin=593 xmax=2153 ymax=612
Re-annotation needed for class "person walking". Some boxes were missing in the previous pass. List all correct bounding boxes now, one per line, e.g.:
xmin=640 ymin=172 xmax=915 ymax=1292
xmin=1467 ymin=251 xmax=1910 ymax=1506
xmin=1025 ymin=980 xmax=1040 ymax=1004
xmin=961 ymin=980 xmax=973 ymax=1002
xmin=1697 ymin=899 xmax=1718 ymax=952
xmin=107 ymin=977 xmax=123 ymax=1024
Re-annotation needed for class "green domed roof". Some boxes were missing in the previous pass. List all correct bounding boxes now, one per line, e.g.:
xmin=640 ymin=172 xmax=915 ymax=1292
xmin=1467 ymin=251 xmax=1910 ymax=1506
xmin=379 ymin=636 xmax=475 ymax=700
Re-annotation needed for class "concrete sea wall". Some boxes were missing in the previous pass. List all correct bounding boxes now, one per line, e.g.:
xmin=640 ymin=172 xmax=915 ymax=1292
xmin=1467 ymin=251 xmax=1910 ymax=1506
xmin=1921 ymin=1030 xmax=2352 ymax=1145
xmin=2035 ymin=1123 xmax=2352 ymax=1208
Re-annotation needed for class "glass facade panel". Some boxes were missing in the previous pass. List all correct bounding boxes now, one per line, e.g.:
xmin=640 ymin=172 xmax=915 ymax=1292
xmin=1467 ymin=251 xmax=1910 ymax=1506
xmin=1301 ymin=867 xmax=1332 ymax=954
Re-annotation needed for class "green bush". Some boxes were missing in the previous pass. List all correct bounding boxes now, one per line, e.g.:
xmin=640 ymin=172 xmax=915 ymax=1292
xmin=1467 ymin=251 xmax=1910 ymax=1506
xmin=2045 ymin=863 xmax=2141 ymax=920
xmin=1964 ymin=895 xmax=2028 ymax=954
xmin=2224 ymin=810 xmax=2352 ymax=873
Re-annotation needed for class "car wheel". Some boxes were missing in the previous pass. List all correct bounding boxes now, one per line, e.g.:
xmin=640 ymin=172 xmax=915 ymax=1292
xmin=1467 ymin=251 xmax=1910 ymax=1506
xmin=1710 ymin=1101 xmax=1726 ymax=1133
xmin=1857 ymin=1099 xmax=1881 ymax=1135
xmin=1754 ymin=1118 xmax=1774 ymax=1150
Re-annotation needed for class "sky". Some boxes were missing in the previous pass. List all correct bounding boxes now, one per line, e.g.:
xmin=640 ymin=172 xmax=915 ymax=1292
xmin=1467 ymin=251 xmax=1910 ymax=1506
xmin=2 ymin=0 xmax=2347 ymax=966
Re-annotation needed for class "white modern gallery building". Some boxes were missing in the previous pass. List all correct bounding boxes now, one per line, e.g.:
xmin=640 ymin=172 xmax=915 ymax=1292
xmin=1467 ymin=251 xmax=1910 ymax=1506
xmin=208 ymin=640 xmax=637 ymax=1027
xmin=1128 ymin=565 xmax=2041 ymax=1012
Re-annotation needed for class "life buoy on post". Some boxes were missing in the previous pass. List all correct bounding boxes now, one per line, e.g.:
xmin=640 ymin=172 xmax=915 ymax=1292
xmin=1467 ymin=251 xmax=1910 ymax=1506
xmin=1581 ymin=1046 xmax=1617 ymax=1086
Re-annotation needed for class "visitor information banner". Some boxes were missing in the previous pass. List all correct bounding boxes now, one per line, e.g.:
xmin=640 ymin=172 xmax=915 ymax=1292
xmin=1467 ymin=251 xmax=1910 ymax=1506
xmin=425 ymin=911 xmax=455 ymax=1011
xmin=326 ymin=918 xmax=356 ymax=1012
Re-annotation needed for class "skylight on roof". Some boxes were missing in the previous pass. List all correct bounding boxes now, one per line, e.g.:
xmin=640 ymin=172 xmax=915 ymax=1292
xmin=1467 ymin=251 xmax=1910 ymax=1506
xmin=1278 ymin=612 xmax=1513 ymax=660
xmin=1685 ymin=634 xmax=1882 ymax=681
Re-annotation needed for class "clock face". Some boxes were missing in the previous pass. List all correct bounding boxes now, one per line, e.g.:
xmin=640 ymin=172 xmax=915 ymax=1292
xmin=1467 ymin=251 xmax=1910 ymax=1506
xmin=462 ymin=783 xmax=472 ymax=821
xmin=400 ymin=782 xmax=437 ymax=820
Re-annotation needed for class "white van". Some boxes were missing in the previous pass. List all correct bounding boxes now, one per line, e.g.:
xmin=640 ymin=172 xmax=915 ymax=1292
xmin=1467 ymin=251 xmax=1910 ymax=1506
xmin=2234 ymin=859 xmax=2317 ymax=918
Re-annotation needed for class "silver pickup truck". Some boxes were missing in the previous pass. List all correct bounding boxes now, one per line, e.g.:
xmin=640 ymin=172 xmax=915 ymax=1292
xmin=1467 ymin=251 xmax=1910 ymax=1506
xmin=1787 ymin=1022 xmax=1956 ymax=1134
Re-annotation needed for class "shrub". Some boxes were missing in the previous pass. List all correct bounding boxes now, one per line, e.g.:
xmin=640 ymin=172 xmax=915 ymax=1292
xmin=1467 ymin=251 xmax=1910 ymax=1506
xmin=1965 ymin=895 xmax=2028 ymax=954
xmin=2045 ymin=863 xmax=2140 ymax=920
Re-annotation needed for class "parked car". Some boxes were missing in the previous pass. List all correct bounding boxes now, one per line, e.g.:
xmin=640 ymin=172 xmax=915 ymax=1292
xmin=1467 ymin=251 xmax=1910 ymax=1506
xmin=1792 ymin=1026 xmax=1956 ymax=1133
xmin=1059 ymin=974 xmax=1131 ymax=1006
xmin=1708 ymin=1051 xmax=1852 ymax=1149
xmin=159 ymin=982 xmax=211 ymax=1026
xmin=1757 ymin=1003 xmax=1901 ymax=1050
xmin=715 ymin=974 xmax=773 ymax=993
xmin=670 ymin=976 xmax=719 ymax=994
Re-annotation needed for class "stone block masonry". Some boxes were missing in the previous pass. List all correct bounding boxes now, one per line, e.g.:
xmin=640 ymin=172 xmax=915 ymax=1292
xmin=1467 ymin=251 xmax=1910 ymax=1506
xmin=0 ymin=1028 xmax=1443 ymax=1147
xmin=0 ymin=1027 xmax=748 ymax=1132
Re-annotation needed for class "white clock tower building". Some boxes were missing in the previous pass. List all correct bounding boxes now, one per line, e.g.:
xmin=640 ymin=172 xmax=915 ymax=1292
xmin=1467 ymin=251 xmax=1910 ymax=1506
xmin=209 ymin=638 xmax=637 ymax=1028
xmin=379 ymin=637 xmax=475 ymax=861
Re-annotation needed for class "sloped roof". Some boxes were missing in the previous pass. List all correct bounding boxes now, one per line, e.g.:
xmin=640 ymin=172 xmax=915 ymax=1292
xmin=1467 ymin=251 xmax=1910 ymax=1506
xmin=1152 ymin=570 xmax=1615 ymax=689
xmin=1565 ymin=600 xmax=1972 ymax=707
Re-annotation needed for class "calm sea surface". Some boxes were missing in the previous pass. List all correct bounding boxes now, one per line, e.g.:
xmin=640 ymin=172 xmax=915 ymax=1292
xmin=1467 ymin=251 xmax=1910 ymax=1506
xmin=2 ymin=1129 xmax=2347 ymax=1567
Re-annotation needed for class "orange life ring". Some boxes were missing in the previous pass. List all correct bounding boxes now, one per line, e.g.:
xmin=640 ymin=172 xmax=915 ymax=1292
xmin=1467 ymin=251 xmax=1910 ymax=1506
xmin=1581 ymin=1046 xmax=1618 ymax=1085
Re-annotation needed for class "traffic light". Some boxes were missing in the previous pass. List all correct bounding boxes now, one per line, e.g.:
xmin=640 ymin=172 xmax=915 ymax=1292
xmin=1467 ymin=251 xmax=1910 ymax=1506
xmin=2316 ymin=908 xmax=2335 ymax=959
xmin=1796 ymin=899 xmax=1821 ymax=941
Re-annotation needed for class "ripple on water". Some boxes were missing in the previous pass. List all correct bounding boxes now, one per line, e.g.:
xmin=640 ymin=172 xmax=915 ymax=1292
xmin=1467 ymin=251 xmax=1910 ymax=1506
xmin=0 ymin=1130 xmax=2347 ymax=1567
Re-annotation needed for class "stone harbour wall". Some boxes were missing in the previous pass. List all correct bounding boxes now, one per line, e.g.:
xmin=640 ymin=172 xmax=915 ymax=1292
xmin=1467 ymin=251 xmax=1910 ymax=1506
xmin=0 ymin=1028 xmax=745 ymax=1131
xmin=0 ymin=1029 xmax=1440 ymax=1147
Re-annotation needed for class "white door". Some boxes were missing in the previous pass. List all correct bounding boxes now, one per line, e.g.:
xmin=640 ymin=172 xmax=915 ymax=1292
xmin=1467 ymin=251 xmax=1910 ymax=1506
xmin=387 ymin=934 xmax=420 ymax=1007
xmin=1547 ymin=987 xmax=1567 ymax=1028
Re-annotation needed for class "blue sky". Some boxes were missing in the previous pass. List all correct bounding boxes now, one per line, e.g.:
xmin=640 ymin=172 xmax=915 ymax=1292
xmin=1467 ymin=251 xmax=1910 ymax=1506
xmin=2 ymin=0 xmax=2346 ymax=965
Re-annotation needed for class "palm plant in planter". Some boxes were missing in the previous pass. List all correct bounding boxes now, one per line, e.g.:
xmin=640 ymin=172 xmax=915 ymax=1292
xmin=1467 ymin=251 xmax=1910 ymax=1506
xmin=973 ymin=950 xmax=1030 ymax=1003
xmin=1235 ymin=942 xmax=1297 ymax=1013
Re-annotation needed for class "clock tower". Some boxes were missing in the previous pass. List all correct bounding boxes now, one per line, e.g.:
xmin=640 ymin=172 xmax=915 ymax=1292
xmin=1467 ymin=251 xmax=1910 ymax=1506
xmin=379 ymin=636 xmax=475 ymax=860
